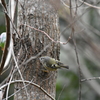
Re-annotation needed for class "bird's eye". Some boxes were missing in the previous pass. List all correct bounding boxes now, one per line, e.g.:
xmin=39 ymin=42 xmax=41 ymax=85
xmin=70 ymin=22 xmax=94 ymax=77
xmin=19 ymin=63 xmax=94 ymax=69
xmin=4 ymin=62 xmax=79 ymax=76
xmin=40 ymin=57 xmax=44 ymax=61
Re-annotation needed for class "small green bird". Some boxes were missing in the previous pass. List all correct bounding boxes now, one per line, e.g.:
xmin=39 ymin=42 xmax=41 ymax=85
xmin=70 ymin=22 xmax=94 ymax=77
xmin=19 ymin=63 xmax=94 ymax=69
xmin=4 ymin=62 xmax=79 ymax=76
xmin=39 ymin=56 xmax=69 ymax=71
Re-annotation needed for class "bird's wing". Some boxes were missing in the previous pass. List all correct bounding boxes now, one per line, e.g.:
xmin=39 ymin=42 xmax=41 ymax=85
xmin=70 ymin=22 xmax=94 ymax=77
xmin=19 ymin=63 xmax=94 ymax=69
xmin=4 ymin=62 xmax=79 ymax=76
xmin=56 ymin=60 xmax=63 ymax=66
xmin=46 ymin=60 xmax=59 ymax=69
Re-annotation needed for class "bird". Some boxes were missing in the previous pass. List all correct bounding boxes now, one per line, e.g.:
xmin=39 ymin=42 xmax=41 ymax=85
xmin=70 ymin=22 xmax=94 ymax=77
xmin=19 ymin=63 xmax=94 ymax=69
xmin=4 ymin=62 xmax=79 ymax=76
xmin=39 ymin=56 xmax=69 ymax=71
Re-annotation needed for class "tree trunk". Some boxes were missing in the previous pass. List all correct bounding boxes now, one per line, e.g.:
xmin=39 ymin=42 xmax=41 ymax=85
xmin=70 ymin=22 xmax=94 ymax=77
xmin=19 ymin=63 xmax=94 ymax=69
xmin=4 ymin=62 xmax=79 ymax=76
xmin=14 ymin=0 xmax=60 ymax=100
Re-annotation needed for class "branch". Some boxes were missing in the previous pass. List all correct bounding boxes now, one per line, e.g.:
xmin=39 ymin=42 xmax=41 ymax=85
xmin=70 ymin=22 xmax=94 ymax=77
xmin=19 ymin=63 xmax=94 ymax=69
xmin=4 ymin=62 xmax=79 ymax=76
xmin=24 ymin=24 xmax=71 ymax=45
xmin=3 ymin=79 xmax=33 ymax=100
xmin=3 ymin=10 xmax=20 ymax=38
xmin=0 ymin=0 xmax=10 ymax=75
xmin=60 ymin=0 xmax=84 ymax=9
xmin=61 ymin=6 xmax=89 ymax=36
xmin=61 ymin=0 xmax=100 ymax=10
xmin=11 ymin=42 xmax=29 ymax=100
xmin=69 ymin=0 xmax=82 ymax=100
xmin=79 ymin=0 xmax=100 ymax=9
xmin=81 ymin=77 xmax=100 ymax=82
xmin=22 ymin=43 xmax=51 ymax=65
xmin=0 ymin=80 xmax=55 ymax=100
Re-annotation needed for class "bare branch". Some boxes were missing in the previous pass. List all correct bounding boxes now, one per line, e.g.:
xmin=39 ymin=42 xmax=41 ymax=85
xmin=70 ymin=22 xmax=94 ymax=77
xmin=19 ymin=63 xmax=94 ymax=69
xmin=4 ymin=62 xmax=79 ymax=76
xmin=0 ymin=0 xmax=10 ymax=75
xmin=69 ymin=0 xmax=82 ymax=100
xmin=79 ymin=0 xmax=100 ymax=9
xmin=11 ymin=41 xmax=29 ymax=100
xmin=22 ymin=43 xmax=51 ymax=65
xmin=24 ymin=24 xmax=70 ymax=45
xmin=60 ymin=0 xmax=84 ymax=9
xmin=3 ymin=10 xmax=20 ymax=38
xmin=81 ymin=77 xmax=100 ymax=82
xmin=0 ymin=80 xmax=55 ymax=100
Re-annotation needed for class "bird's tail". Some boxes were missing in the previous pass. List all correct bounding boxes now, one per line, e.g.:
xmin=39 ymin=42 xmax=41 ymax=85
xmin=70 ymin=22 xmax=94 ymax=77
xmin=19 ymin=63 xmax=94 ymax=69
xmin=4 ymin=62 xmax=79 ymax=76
xmin=57 ymin=61 xmax=69 ymax=69
xmin=62 ymin=65 xmax=69 ymax=69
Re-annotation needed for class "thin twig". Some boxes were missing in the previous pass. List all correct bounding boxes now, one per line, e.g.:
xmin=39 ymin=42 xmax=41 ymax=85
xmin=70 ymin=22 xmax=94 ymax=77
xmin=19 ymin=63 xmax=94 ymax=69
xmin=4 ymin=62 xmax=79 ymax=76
xmin=72 ymin=25 xmax=82 ymax=100
xmin=79 ymin=0 xmax=100 ymax=9
xmin=81 ymin=77 xmax=100 ymax=82
xmin=3 ymin=10 xmax=20 ymax=38
xmin=24 ymin=24 xmax=70 ymax=45
xmin=69 ymin=0 xmax=82 ymax=100
xmin=61 ymin=0 xmax=100 ymax=10
xmin=4 ymin=37 xmax=13 ymax=100
xmin=22 ymin=43 xmax=51 ymax=65
xmin=61 ymin=6 xmax=89 ymax=36
xmin=11 ymin=40 xmax=30 ymax=100
xmin=60 ymin=0 xmax=84 ymax=9
xmin=5 ymin=67 xmax=13 ymax=100
xmin=0 ymin=80 xmax=55 ymax=100
xmin=3 ymin=79 xmax=33 ymax=100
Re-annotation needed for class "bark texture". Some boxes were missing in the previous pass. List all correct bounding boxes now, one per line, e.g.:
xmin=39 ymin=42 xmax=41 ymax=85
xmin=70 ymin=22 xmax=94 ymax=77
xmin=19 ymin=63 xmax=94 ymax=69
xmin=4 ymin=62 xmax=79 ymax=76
xmin=14 ymin=0 xmax=60 ymax=100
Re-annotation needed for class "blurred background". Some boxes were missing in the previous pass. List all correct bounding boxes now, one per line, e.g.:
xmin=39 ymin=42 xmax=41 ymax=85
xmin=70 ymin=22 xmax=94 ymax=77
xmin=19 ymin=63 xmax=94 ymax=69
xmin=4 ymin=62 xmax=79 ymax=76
xmin=0 ymin=0 xmax=100 ymax=100
xmin=55 ymin=0 xmax=100 ymax=100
